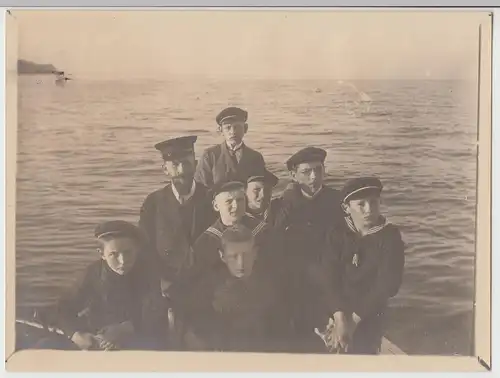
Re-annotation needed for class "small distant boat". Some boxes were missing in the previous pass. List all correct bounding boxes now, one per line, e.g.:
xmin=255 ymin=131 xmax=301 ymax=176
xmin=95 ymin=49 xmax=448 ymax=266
xmin=53 ymin=70 xmax=72 ymax=86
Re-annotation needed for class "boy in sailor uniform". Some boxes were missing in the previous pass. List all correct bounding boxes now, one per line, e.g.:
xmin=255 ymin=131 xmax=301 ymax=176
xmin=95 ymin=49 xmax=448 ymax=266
xmin=273 ymin=147 xmax=344 ymax=352
xmin=181 ymin=225 xmax=289 ymax=352
xmin=325 ymin=177 xmax=405 ymax=354
xmin=245 ymin=169 xmax=283 ymax=227
xmin=37 ymin=221 xmax=166 ymax=351
xmin=187 ymin=181 xmax=273 ymax=280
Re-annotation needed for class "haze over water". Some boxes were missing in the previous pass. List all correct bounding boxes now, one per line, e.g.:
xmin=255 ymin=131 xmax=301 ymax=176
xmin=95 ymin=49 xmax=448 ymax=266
xmin=15 ymin=75 xmax=477 ymax=355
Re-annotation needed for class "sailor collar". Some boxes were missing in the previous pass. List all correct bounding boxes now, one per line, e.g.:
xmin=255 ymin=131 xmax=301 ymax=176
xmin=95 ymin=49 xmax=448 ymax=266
xmin=344 ymin=215 xmax=389 ymax=236
xmin=345 ymin=216 xmax=389 ymax=268
xmin=245 ymin=207 xmax=270 ymax=222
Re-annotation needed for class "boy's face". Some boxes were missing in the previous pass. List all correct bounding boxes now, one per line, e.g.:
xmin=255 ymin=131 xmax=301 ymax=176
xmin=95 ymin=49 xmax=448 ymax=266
xmin=163 ymin=153 xmax=196 ymax=187
xmin=291 ymin=161 xmax=325 ymax=195
xmin=219 ymin=121 xmax=247 ymax=147
xmin=344 ymin=194 xmax=382 ymax=229
xmin=213 ymin=189 xmax=246 ymax=224
xmin=220 ymin=240 xmax=257 ymax=279
xmin=246 ymin=181 xmax=271 ymax=213
xmin=99 ymin=236 xmax=139 ymax=275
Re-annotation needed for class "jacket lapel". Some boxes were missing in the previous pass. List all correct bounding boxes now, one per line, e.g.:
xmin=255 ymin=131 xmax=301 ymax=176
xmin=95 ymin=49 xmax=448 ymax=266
xmin=160 ymin=186 xmax=184 ymax=237
xmin=221 ymin=142 xmax=239 ymax=172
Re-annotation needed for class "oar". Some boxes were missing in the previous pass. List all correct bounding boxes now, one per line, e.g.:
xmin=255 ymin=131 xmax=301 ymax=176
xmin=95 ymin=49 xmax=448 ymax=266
xmin=16 ymin=318 xmax=65 ymax=336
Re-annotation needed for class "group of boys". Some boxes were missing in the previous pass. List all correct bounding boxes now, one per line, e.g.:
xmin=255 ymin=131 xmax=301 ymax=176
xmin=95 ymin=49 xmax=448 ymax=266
xmin=40 ymin=106 xmax=405 ymax=354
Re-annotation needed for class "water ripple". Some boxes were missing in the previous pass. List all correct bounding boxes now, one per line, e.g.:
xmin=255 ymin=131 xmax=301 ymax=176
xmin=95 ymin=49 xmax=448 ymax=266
xmin=15 ymin=77 xmax=477 ymax=355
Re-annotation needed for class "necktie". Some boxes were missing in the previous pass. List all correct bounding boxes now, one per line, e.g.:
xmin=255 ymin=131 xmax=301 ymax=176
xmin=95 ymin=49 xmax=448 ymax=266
xmin=230 ymin=146 xmax=242 ymax=164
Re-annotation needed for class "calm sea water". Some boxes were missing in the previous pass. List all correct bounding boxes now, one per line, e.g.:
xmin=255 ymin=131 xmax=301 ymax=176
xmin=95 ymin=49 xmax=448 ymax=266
xmin=15 ymin=75 xmax=478 ymax=355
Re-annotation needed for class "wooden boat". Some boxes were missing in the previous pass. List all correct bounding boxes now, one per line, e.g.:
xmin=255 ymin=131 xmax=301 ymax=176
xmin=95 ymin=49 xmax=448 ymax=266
xmin=53 ymin=70 xmax=72 ymax=85
xmin=16 ymin=315 xmax=406 ymax=354
xmin=380 ymin=336 xmax=405 ymax=355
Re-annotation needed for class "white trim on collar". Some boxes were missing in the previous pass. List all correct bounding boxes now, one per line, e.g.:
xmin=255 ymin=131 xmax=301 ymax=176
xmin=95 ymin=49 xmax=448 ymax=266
xmin=171 ymin=180 xmax=197 ymax=205
xmin=345 ymin=216 xmax=388 ymax=236
xmin=344 ymin=185 xmax=381 ymax=202
xmin=245 ymin=207 xmax=270 ymax=221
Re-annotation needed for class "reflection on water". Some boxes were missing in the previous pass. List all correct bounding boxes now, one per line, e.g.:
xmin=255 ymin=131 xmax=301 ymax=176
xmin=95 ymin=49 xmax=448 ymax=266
xmin=15 ymin=76 xmax=477 ymax=355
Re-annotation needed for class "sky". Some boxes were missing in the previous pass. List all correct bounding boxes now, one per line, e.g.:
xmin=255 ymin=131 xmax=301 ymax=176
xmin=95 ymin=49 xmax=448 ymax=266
xmin=10 ymin=10 xmax=488 ymax=80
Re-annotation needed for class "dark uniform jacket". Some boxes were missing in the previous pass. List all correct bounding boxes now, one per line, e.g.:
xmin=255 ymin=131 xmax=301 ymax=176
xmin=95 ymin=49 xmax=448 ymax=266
xmin=274 ymin=184 xmax=345 ymax=336
xmin=182 ymin=264 xmax=289 ymax=352
xmin=138 ymin=182 xmax=216 ymax=288
xmin=331 ymin=217 xmax=405 ymax=319
xmin=52 ymin=258 xmax=165 ymax=340
xmin=245 ymin=198 xmax=289 ymax=281
xmin=326 ymin=216 xmax=405 ymax=354
xmin=245 ymin=197 xmax=285 ymax=229
xmin=194 ymin=142 xmax=266 ymax=190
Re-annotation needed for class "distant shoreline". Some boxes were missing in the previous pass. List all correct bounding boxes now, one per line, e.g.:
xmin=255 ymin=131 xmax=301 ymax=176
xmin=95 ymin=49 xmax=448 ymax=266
xmin=18 ymin=59 xmax=58 ymax=75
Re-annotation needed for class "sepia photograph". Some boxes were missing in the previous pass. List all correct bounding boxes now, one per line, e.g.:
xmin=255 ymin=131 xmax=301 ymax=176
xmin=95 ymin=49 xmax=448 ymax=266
xmin=4 ymin=8 xmax=493 ymax=372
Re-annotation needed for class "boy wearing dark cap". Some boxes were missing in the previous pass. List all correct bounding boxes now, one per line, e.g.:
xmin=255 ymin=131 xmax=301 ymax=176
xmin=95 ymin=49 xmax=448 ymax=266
xmin=139 ymin=136 xmax=215 ymax=300
xmin=274 ymin=146 xmax=345 ymax=352
xmin=326 ymin=177 xmax=405 ymax=354
xmin=41 ymin=221 xmax=166 ymax=351
xmin=194 ymin=107 xmax=266 ymax=189
xmin=245 ymin=169 xmax=282 ymax=226
xmin=181 ymin=225 xmax=289 ymax=352
xmin=279 ymin=147 xmax=344 ymax=226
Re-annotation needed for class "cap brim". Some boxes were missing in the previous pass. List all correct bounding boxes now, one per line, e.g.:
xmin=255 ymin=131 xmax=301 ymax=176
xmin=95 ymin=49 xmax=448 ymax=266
xmin=247 ymin=175 xmax=278 ymax=187
xmin=161 ymin=149 xmax=194 ymax=160
xmin=247 ymin=175 xmax=265 ymax=183
xmin=219 ymin=115 xmax=245 ymax=124
xmin=96 ymin=230 xmax=142 ymax=240
xmin=212 ymin=181 xmax=246 ymax=198
xmin=96 ymin=231 xmax=121 ymax=239
xmin=343 ymin=186 xmax=382 ymax=202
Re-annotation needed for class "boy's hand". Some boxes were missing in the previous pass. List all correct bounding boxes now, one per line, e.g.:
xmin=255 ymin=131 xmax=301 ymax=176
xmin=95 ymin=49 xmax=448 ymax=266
xmin=70 ymin=331 xmax=96 ymax=350
xmin=94 ymin=334 xmax=117 ymax=351
xmin=97 ymin=321 xmax=135 ymax=349
xmin=324 ymin=313 xmax=356 ymax=352
xmin=331 ymin=314 xmax=351 ymax=351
